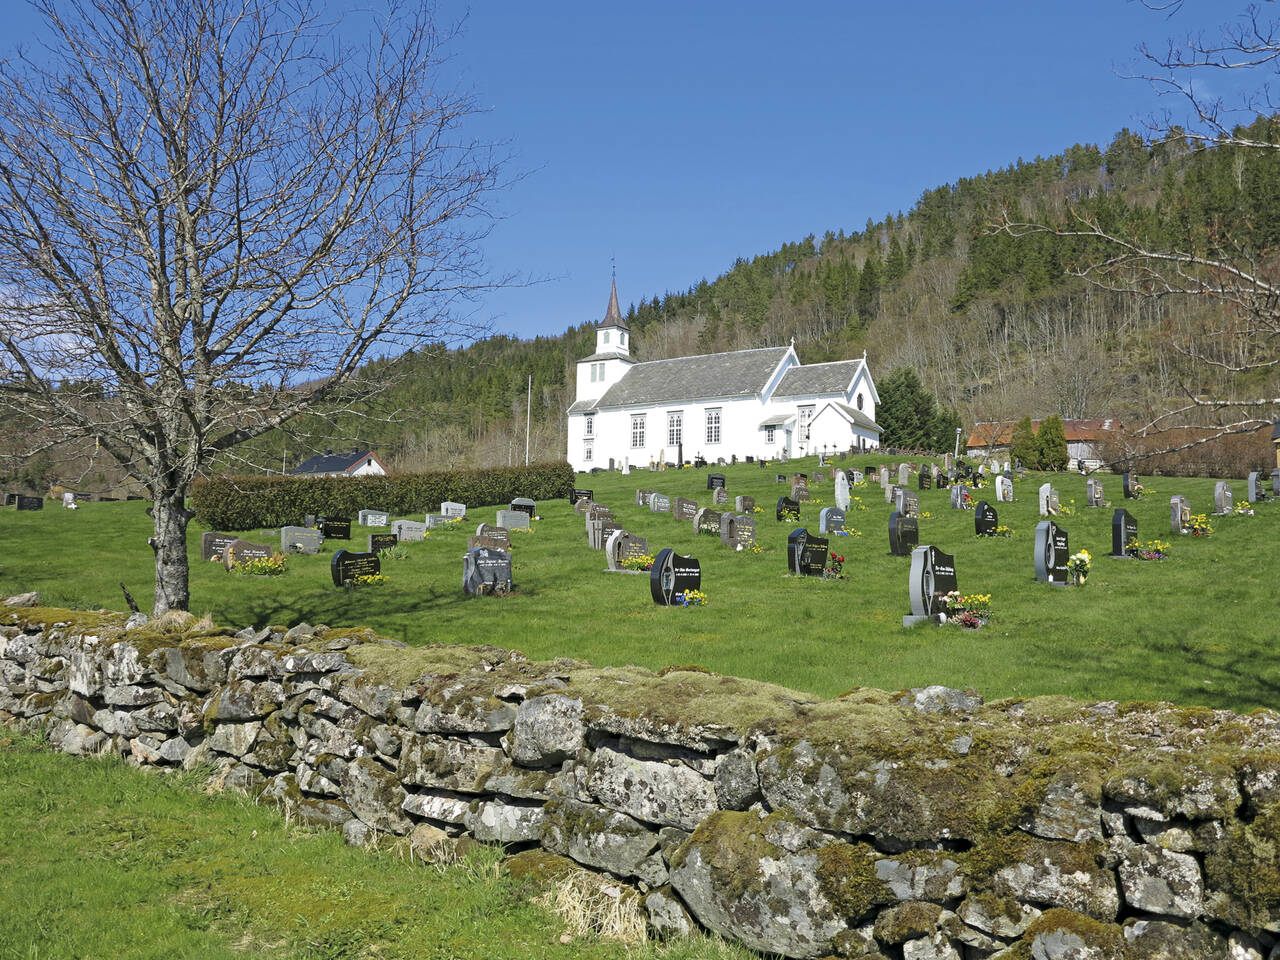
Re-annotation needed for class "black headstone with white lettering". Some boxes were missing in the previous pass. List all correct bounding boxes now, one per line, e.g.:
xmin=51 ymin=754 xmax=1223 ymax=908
xmin=15 ymin=495 xmax=43 ymax=511
xmin=571 ymin=489 xmax=593 ymax=506
xmin=463 ymin=547 xmax=512 ymax=595
xmin=918 ymin=471 xmax=932 ymax=491
xmin=320 ymin=518 xmax=351 ymax=540
xmin=974 ymin=501 xmax=998 ymax=537
xmin=1112 ymin=509 xmax=1138 ymax=558
xmin=370 ymin=533 xmax=399 ymax=553
xmin=330 ymin=549 xmax=380 ymax=586
xmin=510 ymin=498 xmax=536 ymax=518
xmin=707 ymin=473 xmax=726 ymax=491
xmin=200 ymin=532 xmax=238 ymax=562
xmin=903 ymin=545 xmax=958 ymax=626
xmin=889 ymin=511 xmax=918 ymax=556
xmin=650 ymin=549 xmax=701 ymax=605
xmin=1034 ymin=520 xmax=1070 ymax=587
xmin=776 ymin=496 xmax=799 ymax=521
xmin=787 ymin=528 xmax=829 ymax=577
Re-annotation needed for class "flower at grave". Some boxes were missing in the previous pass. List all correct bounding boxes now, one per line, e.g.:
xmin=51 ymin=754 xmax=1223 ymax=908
xmin=749 ymin=543 xmax=766 ymax=555
xmin=511 ymin=526 xmax=532 ymax=534
xmin=1235 ymin=500 xmax=1255 ymax=516
xmin=1188 ymin=513 xmax=1214 ymax=536
xmin=233 ymin=553 xmax=287 ymax=576
xmin=822 ymin=553 xmax=845 ymax=579
xmin=354 ymin=573 xmax=387 ymax=586
xmin=809 ymin=497 xmax=825 ymax=506
xmin=780 ymin=508 xmax=800 ymax=523
xmin=751 ymin=505 xmax=764 ymax=513
xmin=994 ymin=524 xmax=1013 ymax=538
xmin=1127 ymin=538 xmax=1169 ymax=561
xmin=677 ymin=589 xmax=708 ymax=607
xmin=1057 ymin=499 xmax=1077 ymax=518
xmin=1067 ymin=550 xmax=1092 ymax=584
xmin=918 ymin=511 xmax=932 ymax=519
xmin=621 ymin=554 xmax=654 ymax=572
xmin=942 ymin=591 xmax=991 ymax=627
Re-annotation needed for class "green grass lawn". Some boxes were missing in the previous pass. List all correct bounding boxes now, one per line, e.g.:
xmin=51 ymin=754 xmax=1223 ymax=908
xmin=2 ymin=457 xmax=1276 ymax=710
xmin=0 ymin=729 xmax=753 ymax=960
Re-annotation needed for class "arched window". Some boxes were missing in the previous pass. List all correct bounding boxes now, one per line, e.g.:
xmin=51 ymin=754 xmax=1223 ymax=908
xmin=856 ymin=393 xmax=864 ymax=410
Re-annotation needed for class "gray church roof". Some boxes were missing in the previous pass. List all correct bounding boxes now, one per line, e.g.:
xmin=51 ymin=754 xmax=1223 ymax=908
xmin=599 ymin=279 xmax=629 ymax=331
xmin=828 ymin=401 xmax=882 ymax=434
xmin=772 ymin=360 xmax=862 ymax=399
xmin=567 ymin=399 xmax=598 ymax=414
xmin=594 ymin=346 xmax=790 ymax=408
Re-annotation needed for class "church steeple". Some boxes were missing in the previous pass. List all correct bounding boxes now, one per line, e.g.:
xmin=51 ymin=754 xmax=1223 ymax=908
xmin=600 ymin=277 xmax=628 ymax=331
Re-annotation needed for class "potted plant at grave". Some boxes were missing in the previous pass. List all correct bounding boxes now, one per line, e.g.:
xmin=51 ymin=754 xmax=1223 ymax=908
xmin=1067 ymin=549 xmax=1092 ymax=586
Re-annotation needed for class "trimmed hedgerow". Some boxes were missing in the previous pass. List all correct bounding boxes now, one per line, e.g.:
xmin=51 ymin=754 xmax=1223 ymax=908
xmin=191 ymin=462 xmax=574 ymax=531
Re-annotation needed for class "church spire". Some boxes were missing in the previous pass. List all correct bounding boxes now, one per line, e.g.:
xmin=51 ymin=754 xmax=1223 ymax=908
xmin=600 ymin=277 xmax=628 ymax=330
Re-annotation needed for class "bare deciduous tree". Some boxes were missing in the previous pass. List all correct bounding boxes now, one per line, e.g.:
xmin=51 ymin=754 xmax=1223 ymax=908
xmin=994 ymin=2 xmax=1280 ymax=458
xmin=0 ymin=0 xmax=506 ymax=613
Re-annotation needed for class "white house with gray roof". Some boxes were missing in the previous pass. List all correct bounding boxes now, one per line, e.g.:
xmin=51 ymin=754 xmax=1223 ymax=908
xmin=566 ymin=282 xmax=881 ymax=471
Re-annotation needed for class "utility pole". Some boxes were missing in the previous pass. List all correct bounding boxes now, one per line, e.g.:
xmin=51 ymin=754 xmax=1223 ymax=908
xmin=525 ymin=374 xmax=532 ymax=465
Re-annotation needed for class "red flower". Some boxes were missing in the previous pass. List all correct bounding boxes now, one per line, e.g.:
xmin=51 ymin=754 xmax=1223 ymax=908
xmin=837 ymin=556 xmax=845 ymax=563
xmin=830 ymin=552 xmax=837 ymax=559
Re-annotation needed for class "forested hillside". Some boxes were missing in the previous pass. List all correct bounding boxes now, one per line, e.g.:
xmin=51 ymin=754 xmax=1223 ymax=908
xmin=237 ymin=120 xmax=1280 ymax=474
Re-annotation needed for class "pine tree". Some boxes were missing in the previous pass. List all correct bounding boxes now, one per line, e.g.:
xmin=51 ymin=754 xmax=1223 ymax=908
xmin=1010 ymin=417 xmax=1038 ymax=469
xmin=878 ymin=368 xmax=938 ymax=449
xmin=1036 ymin=416 xmax=1069 ymax=470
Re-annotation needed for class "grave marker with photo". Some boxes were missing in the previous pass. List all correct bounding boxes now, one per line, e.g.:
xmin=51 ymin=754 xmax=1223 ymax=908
xmin=201 ymin=532 xmax=238 ymax=562
xmin=819 ymin=506 xmax=846 ymax=534
xmin=650 ymin=549 xmax=701 ymax=605
xmin=1170 ymin=496 xmax=1191 ymax=535
xmin=787 ymin=528 xmax=829 ymax=577
xmin=902 ymin=544 xmax=957 ymax=626
xmin=1033 ymin=520 xmax=1070 ymax=587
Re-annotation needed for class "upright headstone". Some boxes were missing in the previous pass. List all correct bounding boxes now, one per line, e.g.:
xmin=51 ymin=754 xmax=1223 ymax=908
xmin=974 ymin=501 xmax=998 ymax=537
xmin=895 ymin=488 xmax=920 ymax=518
xmin=917 ymin=470 xmax=932 ymax=491
xmin=320 ymin=518 xmax=351 ymax=540
xmin=650 ymin=493 xmax=672 ymax=513
xmin=735 ymin=495 xmax=756 ymax=514
xmin=819 ymin=507 xmax=846 ymax=534
xmin=330 ymin=549 xmax=380 ymax=586
xmin=791 ymin=476 xmax=810 ymax=502
xmin=574 ymin=498 xmax=593 ymax=515
xmin=707 ymin=473 xmax=726 ymax=492
xmin=721 ymin=513 xmax=756 ymax=550
xmin=693 ymin=508 xmax=722 ymax=536
xmin=879 ymin=466 xmax=890 ymax=488
xmin=224 ymin=538 xmax=273 ymax=571
xmin=950 ymin=485 xmax=970 ymax=509
xmin=369 ymin=533 xmax=399 ymax=553
xmin=634 ymin=489 xmax=652 ymax=507
xmin=776 ymin=474 xmax=786 ymax=483
xmin=463 ymin=547 xmax=512 ymax=595
xmin=650 ymin=549 xmax=701 ymax=605
xmin=606 ymin=530 xmax=650 ymax=572
xmin=280 ymin=526 xmax=322 ymax=554
xmin=832 ymin=470 xmax=851 ymax=512
xmin=995 ymin=476 xmax=1013 ymax=503
xmin=1273 ymin=468 xmax=1280 ymax=497
xmin=1034 ymin=520 xmax=1070 ymax=587
xmin=673 ymin=497 xmax=698 ymax=521
xmin=15 ymin=495 xmax=43 ymax=511
xmin=1170 ymin=496 xmax=1191 ymax=535
xmin=713 ymin=486 xmax=729 ymax=506
xmin=440 ymin=501 xmax=466 ymax=520
xmin=1038 ymin=483 xmax=1057 ymax=517
xmin=358 ymin=509 xmax=389 ymax=526
xmin=1248 ymin=472 xmax=1266 ymax=503
xmin=1123 ymin=473 xmax=1138 ymax=499
xmin=474 ymin=523 xmax=511 ymax=550
xmin=902 ymin=545 xmax=958 ymax=626
xmin=884 ymin=481 xmax=896 ymax=503
xmin=888 ymin=512 xmax=919 ymax=557
xmin=787 ymin=528 xmax=829 ymax=577
xmin=1112 ymin=508 xmax=1138 ymax=558
xmin=3 ymin=493 xmax=16 ymax=506
xmin=898 ymin=464 xmax=910 ymax=487
xmin=61 ymin=492 xmax=76 ymax=509
xmin=424 ymin=514 xmax=450 ymax=529
xmin=776 ymin=496 xmax=799 ymax=521
xmin=496 ymin=508 xmax=530 ymax=530
xmin=510 ymin=497 xmax=536 ymax=518
xmin=1214 ymin=481 xmax=1234 ymax=515
xmin=201 ymin=532 xmax=239 ymax=562
xmin=1086 ymin=478 xmax=1104 ymax=508
xmin=851 ymin=470 xmax=864 ymax=485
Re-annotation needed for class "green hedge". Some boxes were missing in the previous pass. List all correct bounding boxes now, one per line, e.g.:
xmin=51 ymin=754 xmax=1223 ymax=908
xmin=191 ymin=461 xmax=575 ymax=531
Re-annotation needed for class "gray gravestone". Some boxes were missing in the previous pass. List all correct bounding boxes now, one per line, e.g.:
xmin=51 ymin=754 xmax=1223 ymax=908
xmin=441 ymin=501 xmax=466 ymax=519
xmin=834 ymin=470 xmax=850 ymax=511
xmin=1086 ymin=479 xmax=1103 ymax=508
xmin=392 ymin=519 xmax=427 ymax=542
xmin=898 ymin=464 xmax=910 ymax=487
xmin=201 ymin=532 xmax=238 ymax=562
xmin=713 ymin=486 xmax=729 ymax=506
xmin=1214 ymin=481 xmax=1234 ymax=515
xmin=651 ymin=493 xmax=672 ymax=513
xmin=735 ymin=495 xmax=756 ymax=513
xmin=673 ymin=497 xmax=697 ymax=521
xmin=358 ymin=509 xmax=389 ymax=526
xmin=819 ymin=506 xmax=846 ymax=534
xmin=995 ymin=476 xmax=1013 ymax=503
xmin=496 ymin=509 xmax=529 ymax=530
xmin=635 ymin=489 xmax=653 ymax=507
xmin=281 ymin=526 xmax=322 ymax=554
xmin=950 ymin=485 xmax=969 ymax=509
xmin=473 ymin=523 xmax=510 ymax=550
xmin=894 ymin=488 xmax=919 ymax=518
xmin=1171 ymin=495 xmax=1191 ymax=534
xmin=903 ymin=545 xmax=957 ymax=626
xmin=694 ymin=507 xmax=722 ymax=536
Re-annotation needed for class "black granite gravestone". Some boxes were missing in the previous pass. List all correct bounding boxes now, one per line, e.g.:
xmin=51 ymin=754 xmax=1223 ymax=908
xmin=510 ymin=498 xmax=536 ymax=518
xmin=463 ymin=547 xmax=512 ymax=595
xmin=918 ymin=471 xmax=932 ymax=491
xmin=15 ymin=495 xmax=43 ymax=511
xmin=1034 ymin=520 xmax=1070 ymax=586
xmin=787 ymin=528 xmax=829 ymax=576
xmin=331 ymin=549 xmax=380 ymax=586
xmin=200 ymin=532 xmax=238 ymax=562
xmin=571 ymin=489 xmax=593 ymax=505
xmin=320 ymin=518 xmax=351 ymax=540
xmin=974 ymin=501 xmax=998 ymax=537
xmin=707 ymin=473 xmax=726 ymax=491
xmin=1112 ymin=509 xmax=1138 ymax=558
xmin=903 ymin=545 xmax=958 ymax=626
xmin=369 ymin=533 xmax=399 ymax=553
xmin=650 ymin=549 xmax=701 ymax=605
xmin=889 ymin=511 xmax=918 ymax=556
xmin=776 ymin=496 xmax=799 ymax=521
xmin=1123 ymin=473 xmax=1137 ymax=499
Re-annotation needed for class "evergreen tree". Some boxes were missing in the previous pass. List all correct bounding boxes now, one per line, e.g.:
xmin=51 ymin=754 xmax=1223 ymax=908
xmin=930 ymin=406 xmax=963 ymax=454
xmin=878 ymin=368 xmax=939 ymax=449
xmin=1010 ymin=416 xmax=1038 ymax=469
xmin=1036 ymin=415 xmax=1069 ymax=470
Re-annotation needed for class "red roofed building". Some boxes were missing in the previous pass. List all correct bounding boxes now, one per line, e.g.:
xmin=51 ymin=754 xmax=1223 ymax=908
xmin=966 ymin=419 xmax=1118 ymax=470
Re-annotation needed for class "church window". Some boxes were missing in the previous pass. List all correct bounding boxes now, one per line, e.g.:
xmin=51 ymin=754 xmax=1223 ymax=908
xmin=765 ymin=425 xmax=776 ymax=444
xmin=620 ymin=332 xmax=627 ymax=347
xmin=667 ymin=411 xmax=682 ymax=446
xmin=856 ymin=393 xmax=864 ymax=410
xmin=583 ymin=444 xmax=592 ymax=462
xmin=584 ymin=416 xmax=594 ymax=437
xmin=603 ymin=330 xmax=610 ymax=345
xmin=798 ymin=405 xmax=815 ymax=443
xmin=631 ymin=414 xmax=646 ymax=448
xmin=705 ymin=408 xmax=721 ymax=444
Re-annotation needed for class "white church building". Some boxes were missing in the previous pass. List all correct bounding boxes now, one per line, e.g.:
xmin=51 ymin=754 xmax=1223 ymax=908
xmin=566 ymin=282 xmax=882 ymax=471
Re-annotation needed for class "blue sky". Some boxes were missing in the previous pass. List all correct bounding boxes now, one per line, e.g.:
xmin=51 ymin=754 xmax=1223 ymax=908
xmin=5 ymin=1 xmax=1236 ymax=341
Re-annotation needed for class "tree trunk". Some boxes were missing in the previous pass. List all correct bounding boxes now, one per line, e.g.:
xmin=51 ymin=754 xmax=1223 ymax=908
xmin=149 ymin=488 xmax=191 ymax=615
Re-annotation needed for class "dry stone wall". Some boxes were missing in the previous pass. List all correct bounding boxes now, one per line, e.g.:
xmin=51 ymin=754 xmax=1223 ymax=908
xmin=4 ymin=599 xmax=1280 ymax=959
